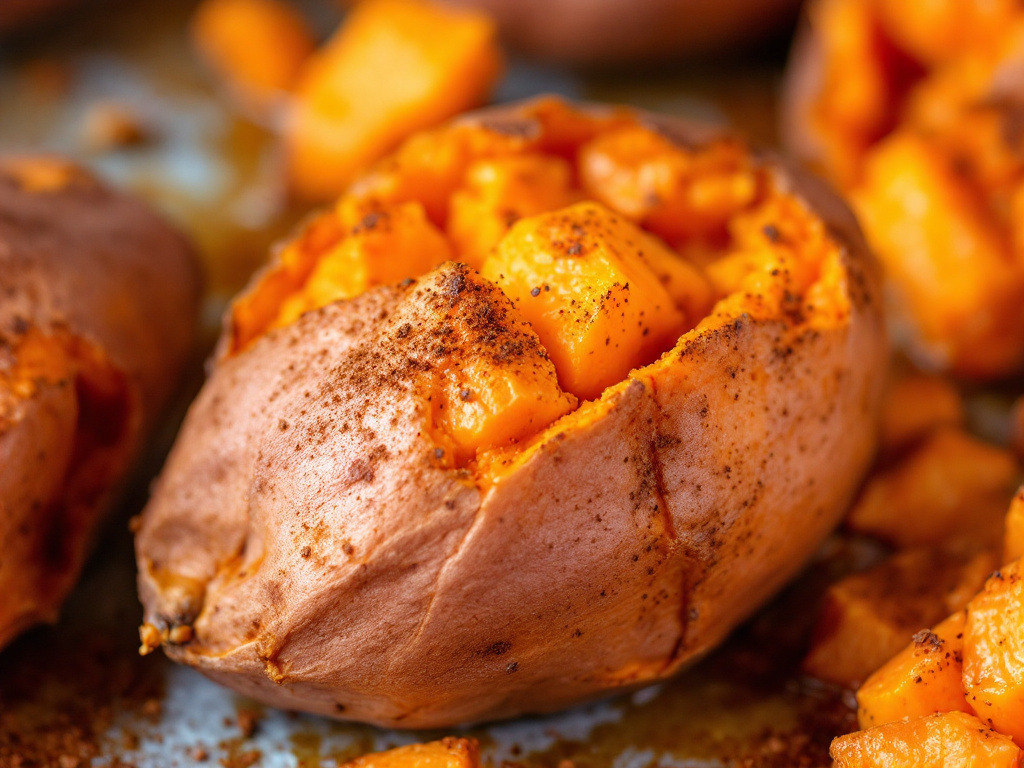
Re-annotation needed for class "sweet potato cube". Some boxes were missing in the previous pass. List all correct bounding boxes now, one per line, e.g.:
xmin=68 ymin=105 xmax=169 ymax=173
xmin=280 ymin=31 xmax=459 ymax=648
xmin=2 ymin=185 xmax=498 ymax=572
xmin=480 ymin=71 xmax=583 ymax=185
xmin=1005 ymin=489 xmax=1024 ymax=564
xmin=578 ymin=125 xmax=759 ymax=248
xmin=879 ymin=372 xmax=964 ymax=455
xmin=286 ymin=0 xmax=502 ymax=202
xmin=433 ymin=355 xmax=576 ymax=464
xmin=963 ymin=560 xmax=1024 ymax=745
xmin=831 ymin=711 xmax=1023 ymax=768
xmin=846 ymin=426 xmax=1017 ymax=549
xmin=447 ymin=154 xmax=578 ymax=268
xmin=275 ymin=202 xmax=453 ymax=328
xmin=191 ymin=0 xmax=314 ymax=115
xmin=857 ymin=610 xmax=972 ymax=729
xmin=480 ymin=202 xmax=689 ymax=401
xmin=340 ymin=738 xmax=480 ymax=768
xmin=804 ymin=547 xmax=997 ymax=688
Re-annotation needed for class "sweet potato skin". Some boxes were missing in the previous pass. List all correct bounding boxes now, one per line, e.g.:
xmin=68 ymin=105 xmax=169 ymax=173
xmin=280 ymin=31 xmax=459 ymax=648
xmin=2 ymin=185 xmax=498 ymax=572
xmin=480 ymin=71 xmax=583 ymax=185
xmin=135 ymin=102 xmax=886 ymax=727
xmin=0 ymin=157 xmax=201 ymax=649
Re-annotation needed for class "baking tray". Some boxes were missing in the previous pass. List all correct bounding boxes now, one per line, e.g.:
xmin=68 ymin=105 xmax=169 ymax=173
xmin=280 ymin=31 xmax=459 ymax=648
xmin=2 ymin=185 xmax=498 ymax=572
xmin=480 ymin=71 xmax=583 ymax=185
xmin=0 ymin=3 xmax=857 ymax=765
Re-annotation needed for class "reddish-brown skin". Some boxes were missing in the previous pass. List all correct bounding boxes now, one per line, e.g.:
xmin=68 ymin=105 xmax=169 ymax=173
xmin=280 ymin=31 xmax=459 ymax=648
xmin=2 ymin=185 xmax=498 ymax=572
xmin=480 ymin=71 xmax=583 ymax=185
xmin=136 ymin=104 xmax=886 ymax=728
xmin=0 ymin=158 xmax=201 ymax=649
xmin=444 ymin=0 xmax=802 ymax=65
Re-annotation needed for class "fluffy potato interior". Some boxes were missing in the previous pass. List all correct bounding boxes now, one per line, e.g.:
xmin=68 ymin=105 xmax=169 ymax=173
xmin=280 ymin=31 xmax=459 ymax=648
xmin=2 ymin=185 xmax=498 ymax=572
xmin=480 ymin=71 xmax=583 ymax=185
xmin=229 ymin=98 xmax=851 ymax=469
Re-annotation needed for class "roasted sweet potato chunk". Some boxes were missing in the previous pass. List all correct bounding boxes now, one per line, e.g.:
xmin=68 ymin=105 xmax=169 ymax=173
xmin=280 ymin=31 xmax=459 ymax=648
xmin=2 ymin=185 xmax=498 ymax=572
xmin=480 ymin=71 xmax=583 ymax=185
xmin=803 ymin=547 xmax=997 ymax=688
xmin=963 ymin=560 xmax=1024 ymax=745
xmin=286 ymin=0 xmax=502 ymax=201
xmin=846 ymin=427 xmax=1017 ymax=549
xmin=857 ymin=610 xmax=972 ymax=729
xmin=191 ymin=0 xmax=314 ymax=116
xmin=831 ymin=711 xmax=1023 ymax=768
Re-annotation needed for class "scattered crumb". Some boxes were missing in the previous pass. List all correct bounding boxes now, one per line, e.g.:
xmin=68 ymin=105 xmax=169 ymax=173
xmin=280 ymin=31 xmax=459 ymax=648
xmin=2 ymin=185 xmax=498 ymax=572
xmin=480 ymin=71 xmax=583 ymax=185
xmin=81 ymin=101 xmax=152 ymax=153
xmin=141 ymin=698 xmax=163 ymax=720
xmin=236 ymin=708 xmax=261 ymax=739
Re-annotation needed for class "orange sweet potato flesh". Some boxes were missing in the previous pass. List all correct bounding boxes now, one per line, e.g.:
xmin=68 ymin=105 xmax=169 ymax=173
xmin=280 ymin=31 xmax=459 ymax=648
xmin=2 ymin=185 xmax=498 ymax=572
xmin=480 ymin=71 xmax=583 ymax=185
xmin=448 ymin=153 xmax=578 ymax=267
xmin=963 ymin=559 xmax=1024 ymax=745
xmin=286 ymin=0 xmax=502 ymax=202
xmin=480 ymin=202 xmax=691 ymax=401
xmin=340 ymin=739 xmax=479 ymax=768
xmin=831 ymin=711 xmax=1023 ymax=768
xmin=857 ymin=610 xmax=972 ymax=729
xmin=136 ymin=98 xmax=886 ymax=727
xmin=845 ymin=426 xmax=1018 ymax=550
xmin=803 ymin=547 xmax=997 ymax=688
xmin=191 ymin=0 xmax=314 ymax=117
xmin=0 ymin=157 xmax=200 ymax=650
xmin=784 ymin=0 xmax=1024 ymax=378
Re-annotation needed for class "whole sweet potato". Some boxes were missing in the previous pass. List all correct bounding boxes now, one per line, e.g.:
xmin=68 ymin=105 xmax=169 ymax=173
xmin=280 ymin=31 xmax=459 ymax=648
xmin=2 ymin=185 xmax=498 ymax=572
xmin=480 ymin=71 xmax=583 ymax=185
xmin=0 ymin=157 xmax=201 ymax=649
xmin=136 ymin=98 xmax=886 ymax=727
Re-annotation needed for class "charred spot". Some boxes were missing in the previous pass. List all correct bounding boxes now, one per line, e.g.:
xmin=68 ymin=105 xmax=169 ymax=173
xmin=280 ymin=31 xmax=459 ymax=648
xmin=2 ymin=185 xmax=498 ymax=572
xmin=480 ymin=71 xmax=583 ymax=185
xmin=481 ymin=640 xmax=512 ymax=657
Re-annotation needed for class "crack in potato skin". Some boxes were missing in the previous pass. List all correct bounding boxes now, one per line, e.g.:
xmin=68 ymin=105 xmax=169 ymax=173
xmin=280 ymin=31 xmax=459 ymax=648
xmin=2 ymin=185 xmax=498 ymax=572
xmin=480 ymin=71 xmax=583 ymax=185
xmin=137 ymin=98 xmax=886 ymax=728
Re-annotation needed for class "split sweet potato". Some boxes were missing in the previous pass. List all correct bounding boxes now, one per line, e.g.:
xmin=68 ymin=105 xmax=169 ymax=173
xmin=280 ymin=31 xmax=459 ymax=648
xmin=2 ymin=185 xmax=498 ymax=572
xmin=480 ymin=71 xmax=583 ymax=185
xmin=784 ymin=0 xmax=1024 ymax=378
xmin=0 ymin=157 xmax=200 ymax=650
xmin=135 ymin=98 xmax=885 ymax=727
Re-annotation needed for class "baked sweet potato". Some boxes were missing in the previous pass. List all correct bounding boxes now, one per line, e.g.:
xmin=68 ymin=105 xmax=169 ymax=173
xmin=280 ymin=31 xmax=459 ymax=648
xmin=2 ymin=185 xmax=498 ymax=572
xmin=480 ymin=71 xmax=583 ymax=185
xmin=783 ymin=0 xmax=1024 ymax=379
xmin=0 ymin=157 xmax=201 ymax=650
xmin=135 ymin=98 xmax=886 ymax=727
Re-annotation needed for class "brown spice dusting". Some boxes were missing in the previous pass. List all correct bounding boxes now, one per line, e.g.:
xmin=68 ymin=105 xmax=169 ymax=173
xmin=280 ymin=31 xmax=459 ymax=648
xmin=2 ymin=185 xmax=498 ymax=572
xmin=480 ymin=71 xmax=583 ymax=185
xmin=0 ymin=627 xmax=164 ymax=768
